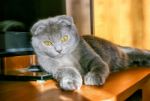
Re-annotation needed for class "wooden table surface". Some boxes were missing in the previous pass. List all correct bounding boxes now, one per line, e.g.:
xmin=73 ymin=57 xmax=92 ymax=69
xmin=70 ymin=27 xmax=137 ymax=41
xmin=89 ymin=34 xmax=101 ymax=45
xmin=0 ymin=68 xmax=150 ymax=101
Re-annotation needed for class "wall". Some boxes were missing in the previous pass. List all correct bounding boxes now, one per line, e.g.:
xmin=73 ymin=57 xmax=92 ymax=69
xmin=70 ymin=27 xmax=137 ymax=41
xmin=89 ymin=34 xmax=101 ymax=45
xmin=93 ymin=0 xmax=150 ymax=49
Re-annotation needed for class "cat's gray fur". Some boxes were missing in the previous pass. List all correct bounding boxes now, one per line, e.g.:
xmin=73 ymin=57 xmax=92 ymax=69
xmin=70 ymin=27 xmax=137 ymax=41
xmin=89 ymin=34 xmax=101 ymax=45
xmin=31 ymin=15 xmax=150 ymax=90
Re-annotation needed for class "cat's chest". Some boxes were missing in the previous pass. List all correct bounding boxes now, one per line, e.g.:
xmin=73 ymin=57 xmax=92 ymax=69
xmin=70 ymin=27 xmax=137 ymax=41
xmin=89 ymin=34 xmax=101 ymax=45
xmin=55 ymin=54 xmax=79 ymax=67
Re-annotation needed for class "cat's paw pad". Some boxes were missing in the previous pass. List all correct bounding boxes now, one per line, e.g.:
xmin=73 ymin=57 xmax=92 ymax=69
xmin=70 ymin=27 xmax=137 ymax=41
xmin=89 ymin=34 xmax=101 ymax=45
xmin=60 ymin=77 xmax=82 ymax=91
xmin=84 ymin=72 xmax=106 ymax=86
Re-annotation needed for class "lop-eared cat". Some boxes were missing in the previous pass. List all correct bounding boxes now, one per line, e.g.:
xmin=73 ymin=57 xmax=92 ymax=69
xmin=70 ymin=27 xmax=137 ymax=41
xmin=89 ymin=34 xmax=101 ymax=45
xmin=31 ymin=15 xmax=150 ymax=90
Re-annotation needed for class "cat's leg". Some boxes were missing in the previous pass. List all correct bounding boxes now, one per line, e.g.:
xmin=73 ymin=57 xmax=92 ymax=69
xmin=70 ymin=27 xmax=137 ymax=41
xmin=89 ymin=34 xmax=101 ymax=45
xmin=84 ymin=57 xmax=110 ymax=86
xmin=53 ymin=67 xmax=82 ymax=90
xmin=37 ymin=56 xmax=82 ymax=90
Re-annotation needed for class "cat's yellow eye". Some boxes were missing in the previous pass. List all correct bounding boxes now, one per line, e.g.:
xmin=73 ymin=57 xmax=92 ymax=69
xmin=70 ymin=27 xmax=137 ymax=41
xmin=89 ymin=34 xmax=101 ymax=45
xmin=43 ymin=40 xmax=53 ymax=46
xmin=60 ymin=35 xmax=69 ymax=42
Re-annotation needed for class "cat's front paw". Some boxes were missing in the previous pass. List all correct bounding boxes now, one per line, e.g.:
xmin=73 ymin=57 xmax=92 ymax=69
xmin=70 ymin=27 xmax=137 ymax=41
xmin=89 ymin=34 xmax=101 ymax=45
xmin=84 ymin=72 xmax=107 ymax=86
xmin=60 ymin=77 xmax=82 ymax=91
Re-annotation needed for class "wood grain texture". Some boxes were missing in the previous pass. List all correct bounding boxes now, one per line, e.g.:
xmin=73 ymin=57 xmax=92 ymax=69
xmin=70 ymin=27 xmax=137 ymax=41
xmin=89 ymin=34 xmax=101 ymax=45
xmin=143 ymin=0 xmax=150 ymax=49
xmin=93 ymin=0 xmax=150 ymax=49
xmin=3 ymin=55 xmax=37 ymax=74
xmin=0 ymin=68 xmax=150 ymax=101
xmin=93 ymin=0 xmax=130 ymax=46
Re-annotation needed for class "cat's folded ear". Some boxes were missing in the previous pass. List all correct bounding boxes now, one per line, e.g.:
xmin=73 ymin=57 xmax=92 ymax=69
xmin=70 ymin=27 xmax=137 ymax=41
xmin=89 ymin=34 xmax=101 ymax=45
xmin=57 ymin=15 xmax=74 ymax=26
xmin=30 ymin=20 xmax=46 ymax=36
xmin=30 ymin=15 xmax=74 ymax=36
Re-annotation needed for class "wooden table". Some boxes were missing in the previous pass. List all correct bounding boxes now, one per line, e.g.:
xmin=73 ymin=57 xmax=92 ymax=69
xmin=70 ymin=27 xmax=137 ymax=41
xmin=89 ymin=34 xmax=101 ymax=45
xmin=0 ymin=68 xmax=150 ymax=101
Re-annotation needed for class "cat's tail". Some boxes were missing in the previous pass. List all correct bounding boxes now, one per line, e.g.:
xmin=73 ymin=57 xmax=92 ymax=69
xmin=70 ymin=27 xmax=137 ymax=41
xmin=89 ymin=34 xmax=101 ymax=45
xmin=119 ymin=46 xmax=150 ymax=67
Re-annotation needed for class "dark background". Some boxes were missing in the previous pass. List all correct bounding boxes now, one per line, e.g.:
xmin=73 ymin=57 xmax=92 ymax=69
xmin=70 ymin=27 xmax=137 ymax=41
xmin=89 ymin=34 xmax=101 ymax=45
xmin=0 ymin=0 xmax=66 ymax=31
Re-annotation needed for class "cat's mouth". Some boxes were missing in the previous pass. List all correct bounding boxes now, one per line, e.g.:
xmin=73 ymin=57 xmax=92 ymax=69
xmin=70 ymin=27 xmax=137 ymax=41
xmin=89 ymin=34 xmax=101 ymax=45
xmin=54 ymin=54 xmax=64 ymax=59
xmin=48 ymin=52 xmax=65 ymax=59
xmin=56 ymin=52 xmax=66 ymax=57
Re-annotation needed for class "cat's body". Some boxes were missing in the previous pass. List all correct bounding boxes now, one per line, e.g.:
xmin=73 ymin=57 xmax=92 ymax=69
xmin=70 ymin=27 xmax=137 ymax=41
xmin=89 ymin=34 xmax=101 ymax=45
xmin=31 ymin=15 xmax=150 ymax=90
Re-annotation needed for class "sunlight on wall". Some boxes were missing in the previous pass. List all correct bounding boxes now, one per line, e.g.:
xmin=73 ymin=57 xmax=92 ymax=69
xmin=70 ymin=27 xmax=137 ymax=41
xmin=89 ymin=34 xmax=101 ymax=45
xmin=93 ymin=0 xmax=150 ymax=50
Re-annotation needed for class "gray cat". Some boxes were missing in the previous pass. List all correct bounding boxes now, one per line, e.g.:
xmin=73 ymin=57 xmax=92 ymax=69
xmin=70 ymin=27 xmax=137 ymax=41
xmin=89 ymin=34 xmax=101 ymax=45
xmin=31 ymin=15 xmax=150 ymax=90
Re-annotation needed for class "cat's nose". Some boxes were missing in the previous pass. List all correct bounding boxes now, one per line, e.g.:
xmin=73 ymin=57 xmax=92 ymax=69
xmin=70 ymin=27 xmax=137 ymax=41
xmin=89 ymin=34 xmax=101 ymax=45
xmin=56 ymin=49 xmax=62 ymax=53
xmin=55 ymin=46 xmax=62 ymax=53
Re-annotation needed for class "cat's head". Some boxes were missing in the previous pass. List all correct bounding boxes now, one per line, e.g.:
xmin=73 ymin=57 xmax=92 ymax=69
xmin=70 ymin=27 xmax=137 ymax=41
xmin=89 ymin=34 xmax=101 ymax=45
xmin=31 ymin=15 xmax=80 ymax=58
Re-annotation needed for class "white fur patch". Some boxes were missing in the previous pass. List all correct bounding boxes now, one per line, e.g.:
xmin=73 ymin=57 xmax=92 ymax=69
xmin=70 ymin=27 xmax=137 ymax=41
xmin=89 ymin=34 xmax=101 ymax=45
xmin=120 ymin=47 xmax=135 ymax=53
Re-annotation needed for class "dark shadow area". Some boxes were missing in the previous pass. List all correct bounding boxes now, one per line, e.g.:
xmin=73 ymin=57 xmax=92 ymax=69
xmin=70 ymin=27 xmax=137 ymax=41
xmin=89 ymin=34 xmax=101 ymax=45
xmin=0 ymin=0 xmax=66 ymax=31
xmin=126 ymin=89 xmax=142 ymax=101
